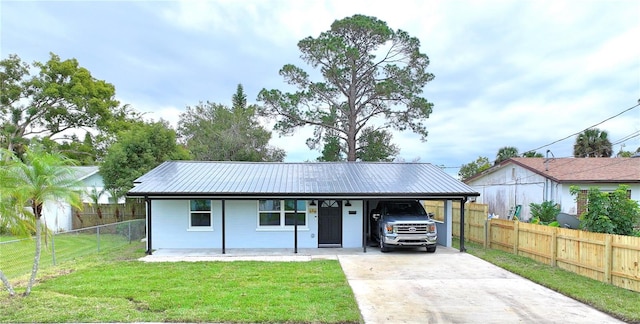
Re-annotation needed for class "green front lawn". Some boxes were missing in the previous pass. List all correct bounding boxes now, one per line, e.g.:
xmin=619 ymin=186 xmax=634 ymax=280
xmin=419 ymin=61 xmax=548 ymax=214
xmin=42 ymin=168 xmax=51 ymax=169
xmin=0 ymin=243 xmax=361 ymax=323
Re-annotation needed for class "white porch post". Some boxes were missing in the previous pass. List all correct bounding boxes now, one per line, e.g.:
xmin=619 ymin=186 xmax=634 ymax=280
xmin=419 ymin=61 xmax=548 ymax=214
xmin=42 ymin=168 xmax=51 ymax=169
xmin=443 ymin=200 xmax=453 ymax=247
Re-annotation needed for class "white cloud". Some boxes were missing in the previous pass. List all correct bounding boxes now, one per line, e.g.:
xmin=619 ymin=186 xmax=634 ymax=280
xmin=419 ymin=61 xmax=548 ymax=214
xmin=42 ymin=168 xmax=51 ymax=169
xmin=3 ymin=0 xmax=638 ymax=169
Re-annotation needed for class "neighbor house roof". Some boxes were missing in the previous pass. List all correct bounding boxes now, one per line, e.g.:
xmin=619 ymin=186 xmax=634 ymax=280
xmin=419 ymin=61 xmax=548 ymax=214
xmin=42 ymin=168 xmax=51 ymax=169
xmin=127 ymin=161 xmax=480 ymax=199
xmin=468 ymin=157 xmax=640 ymax=183
xmin=70 ymin=166 xmax=100 ymax=181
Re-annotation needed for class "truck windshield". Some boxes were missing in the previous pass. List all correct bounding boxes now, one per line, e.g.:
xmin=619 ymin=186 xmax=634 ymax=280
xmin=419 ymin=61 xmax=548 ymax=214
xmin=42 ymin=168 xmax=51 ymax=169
xmin=384 ymin=202 xmax=426 ymax=216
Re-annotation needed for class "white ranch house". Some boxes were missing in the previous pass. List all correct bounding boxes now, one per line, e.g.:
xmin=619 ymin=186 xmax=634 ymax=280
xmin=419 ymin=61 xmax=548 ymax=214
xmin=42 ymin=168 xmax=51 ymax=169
xmin=127 ymin=161 xmax=480 ymax=254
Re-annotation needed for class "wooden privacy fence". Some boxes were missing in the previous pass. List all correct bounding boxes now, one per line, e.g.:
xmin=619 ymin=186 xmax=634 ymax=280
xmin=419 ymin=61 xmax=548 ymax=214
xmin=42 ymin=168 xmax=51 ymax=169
xmin=423 ymin=200 xmax=640 ymax=292
xmin=72 ymin=200 xmax=145 ymax=229
xmin=487 ymin=219 xmax=640 ymax=292
xmin=422 ymin=201 xmax=488 ymax=244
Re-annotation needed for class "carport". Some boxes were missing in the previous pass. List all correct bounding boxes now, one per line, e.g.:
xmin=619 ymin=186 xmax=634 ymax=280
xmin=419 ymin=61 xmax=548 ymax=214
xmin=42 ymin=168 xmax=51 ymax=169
xmin=127 ymin=162 xmax=480 ymax=253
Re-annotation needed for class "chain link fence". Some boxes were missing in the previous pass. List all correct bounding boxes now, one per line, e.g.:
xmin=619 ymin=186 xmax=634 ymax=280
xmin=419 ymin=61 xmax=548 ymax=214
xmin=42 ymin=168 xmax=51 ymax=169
xmin=0 ymin=219 xmax=145 ymax=281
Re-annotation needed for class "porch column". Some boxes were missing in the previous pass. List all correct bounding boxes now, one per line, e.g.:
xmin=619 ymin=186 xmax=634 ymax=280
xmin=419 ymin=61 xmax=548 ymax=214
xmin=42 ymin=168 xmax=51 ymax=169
xmin=222 ymin=199 xmax=226 ymax=254
xmin=440 ymin=200 xmax=453 ymax=248
xmin=145 ymin=196 xmax=152 ymax=255
xmin=294 ymin=199 xmax=298 ymax=254
xmin=459 ymin=198 xmax=467 ymax=252
xmin=362 ymin=200 xmax=368 ymax=253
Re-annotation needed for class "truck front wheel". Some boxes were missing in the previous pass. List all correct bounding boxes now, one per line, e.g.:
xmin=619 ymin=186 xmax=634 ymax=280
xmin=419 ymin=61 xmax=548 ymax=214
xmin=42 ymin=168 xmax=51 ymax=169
xmin=379 ymin=231 xmax=390 ymax=253
xmin=426 ymin=245 xmax=437 ymax=253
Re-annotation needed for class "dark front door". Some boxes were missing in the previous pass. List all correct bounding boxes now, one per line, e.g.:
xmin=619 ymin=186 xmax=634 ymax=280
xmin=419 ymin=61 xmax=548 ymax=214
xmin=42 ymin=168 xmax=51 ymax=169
xmin=318 ymin=200 xmax=342 ymax=247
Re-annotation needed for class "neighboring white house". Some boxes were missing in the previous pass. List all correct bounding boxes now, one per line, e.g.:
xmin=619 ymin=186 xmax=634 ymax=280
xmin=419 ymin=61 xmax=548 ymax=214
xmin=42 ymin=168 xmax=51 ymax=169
xmin=126 ymin=161 xmax=480 ymax=254
xmin=465 ymin=157 xmax=640 ymax=221
xmin=41 ymin=166 xmax=114 ymax=232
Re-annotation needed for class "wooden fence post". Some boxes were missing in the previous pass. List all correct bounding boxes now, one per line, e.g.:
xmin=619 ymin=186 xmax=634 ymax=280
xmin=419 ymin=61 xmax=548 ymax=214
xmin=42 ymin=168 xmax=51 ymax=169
xmin=465 ymin=215 xmax=470 ymax=243
xmin=484 ymin=219 xmax=489 ymax=249
xmin=513 ymin=221 xmax=519 ymax=255
xmin=604 ymin=235 xmax=612 ymax=284
xmin=551 ymin=230 xmax=557 ymax=267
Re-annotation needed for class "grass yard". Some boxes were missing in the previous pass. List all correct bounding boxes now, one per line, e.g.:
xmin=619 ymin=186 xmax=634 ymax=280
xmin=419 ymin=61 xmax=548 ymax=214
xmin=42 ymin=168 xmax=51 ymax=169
xmin=456 ymin=240 xmax=640 ymax=323
xmin=0 ymin=242 xmax=361 ymax=323
xmin=0 ymin=233 xmax=132 ymax=279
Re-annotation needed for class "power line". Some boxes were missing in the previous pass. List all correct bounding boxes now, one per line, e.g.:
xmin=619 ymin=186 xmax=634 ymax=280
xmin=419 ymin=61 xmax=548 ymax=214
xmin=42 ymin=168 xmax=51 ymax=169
xmin=524 ymin=103 xmax=640 ymax=154
xmin=451 ymin=102 xmax=639 ymax=172
xmin=612 ymin=130 xmax=640 ymax=146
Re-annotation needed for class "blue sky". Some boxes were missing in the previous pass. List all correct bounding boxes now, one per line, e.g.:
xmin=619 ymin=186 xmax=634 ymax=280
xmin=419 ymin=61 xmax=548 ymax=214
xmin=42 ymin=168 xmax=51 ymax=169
xmin=2 ymin=0 xmax=639 ymax=175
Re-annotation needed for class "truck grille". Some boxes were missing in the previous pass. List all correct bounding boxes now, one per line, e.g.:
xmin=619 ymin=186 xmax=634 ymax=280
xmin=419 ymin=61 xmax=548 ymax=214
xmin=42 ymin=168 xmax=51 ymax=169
xmin=396 ymin=224 xmax=429 ymax=234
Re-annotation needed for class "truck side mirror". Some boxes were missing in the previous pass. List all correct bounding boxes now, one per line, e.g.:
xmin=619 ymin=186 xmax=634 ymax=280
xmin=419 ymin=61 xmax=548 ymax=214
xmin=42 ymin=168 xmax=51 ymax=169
xmin=371 ymin=209 xmax=380 ymax=220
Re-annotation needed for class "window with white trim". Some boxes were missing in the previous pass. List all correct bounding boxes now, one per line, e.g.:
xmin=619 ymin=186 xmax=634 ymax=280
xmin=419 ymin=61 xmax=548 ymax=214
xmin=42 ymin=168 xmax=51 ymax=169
xmin=258 ymin=199 xmax=307 ymax=228
xmin=189 ymin=199 xmax=212 ymax=230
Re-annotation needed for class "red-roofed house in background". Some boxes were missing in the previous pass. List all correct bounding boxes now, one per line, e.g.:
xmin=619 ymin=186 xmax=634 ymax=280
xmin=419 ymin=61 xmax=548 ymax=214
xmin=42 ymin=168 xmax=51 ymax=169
xmin=464 ymin=157 xmax=640 ymax=221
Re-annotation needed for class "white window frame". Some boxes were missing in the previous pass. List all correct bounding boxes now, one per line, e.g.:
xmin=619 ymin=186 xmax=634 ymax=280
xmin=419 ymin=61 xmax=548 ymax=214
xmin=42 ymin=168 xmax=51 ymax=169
xmin=188 ymin=199 xmax=213 ymax=232
xmin=257 ymin=199 xmax=308 ymax=231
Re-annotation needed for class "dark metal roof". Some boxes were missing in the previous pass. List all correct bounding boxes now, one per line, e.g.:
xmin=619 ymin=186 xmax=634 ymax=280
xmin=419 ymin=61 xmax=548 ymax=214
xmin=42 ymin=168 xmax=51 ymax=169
xmin=127 ymin=161 xmax=479 ymax=199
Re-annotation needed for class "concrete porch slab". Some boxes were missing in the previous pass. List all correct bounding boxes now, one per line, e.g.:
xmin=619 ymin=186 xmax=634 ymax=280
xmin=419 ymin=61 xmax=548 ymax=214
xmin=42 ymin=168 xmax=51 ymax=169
xmin=138 ymin=247 xmax=368 ymax=262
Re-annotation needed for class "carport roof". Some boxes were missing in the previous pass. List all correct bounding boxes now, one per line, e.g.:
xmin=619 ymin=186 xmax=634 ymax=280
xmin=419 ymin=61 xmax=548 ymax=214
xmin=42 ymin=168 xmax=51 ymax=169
xmin=127 ymin=161 xmax=480 ymax=199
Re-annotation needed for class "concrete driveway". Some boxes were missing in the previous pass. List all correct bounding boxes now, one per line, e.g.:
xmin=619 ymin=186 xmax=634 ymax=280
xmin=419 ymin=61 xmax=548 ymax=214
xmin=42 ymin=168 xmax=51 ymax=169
xmin=338 ymin=247 xmax=623 ymax=324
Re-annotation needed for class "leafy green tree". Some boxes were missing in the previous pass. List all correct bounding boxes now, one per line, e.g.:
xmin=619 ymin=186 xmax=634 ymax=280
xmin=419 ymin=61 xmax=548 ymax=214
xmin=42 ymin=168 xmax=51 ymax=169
xmin=178 ymin=84 xmax=285 ymax=162
xmin=316 ymin=127 xmax=399 ymax=162
xmin=570 ymin=185 xmax=640 ymax=235
xmin=0 ymin=146 xmax=82 ymax=296
xmin=606 ymin=186 xmax=640 ymax=235
xmin=317 ymin=135 xmax=343 ymax=162
xmin=615 ymin=145 xmax=640 ymax=157
xmin=617 ymin=150 xmax=633 ymax=157
xmin=0 ymin=53 xmax=121 ymax=157
xmin=522 ymin=151 xmax=544 ymax=158
xmin=573 ymin=128 xmax=613 ymax=157
xmin=35 ymin=133 xmax=98 ymax=165
xmin=101 ymin=121 xmax=190 ymax=198
xmin=495 ymin=146 xmax=519 ymax=165
xmin=258 ymin=14 xmax=434 ymax=161
xmin=356 ymin=127 xmax=399 ymax=161
xmin=459 ymin=156 xmax=491 ymax=181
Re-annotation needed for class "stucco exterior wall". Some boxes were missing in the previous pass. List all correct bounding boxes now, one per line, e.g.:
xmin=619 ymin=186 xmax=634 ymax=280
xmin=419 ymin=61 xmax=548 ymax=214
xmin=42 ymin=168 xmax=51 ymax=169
xmin=42 ymin=201 xmax=72 ymax=232
xmin=341 ymin=200 xmax=364 ymax=248
xmin=150 ymin=199 xmax=364 ymax=249
xmin=225 ymin=200 xmax=316 ymax=248
xmin=41 ymin=173 xmax=113 ymax=232
xmin=468 ymin=165 xmax=547 ymax=220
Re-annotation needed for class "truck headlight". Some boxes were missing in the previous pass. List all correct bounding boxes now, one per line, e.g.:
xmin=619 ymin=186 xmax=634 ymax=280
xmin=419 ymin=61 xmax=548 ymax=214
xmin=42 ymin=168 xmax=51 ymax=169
xmin=385 ymin=224 xmax=395 ymax=233
xmin=428 ymin=224 xmax=436 ymax=233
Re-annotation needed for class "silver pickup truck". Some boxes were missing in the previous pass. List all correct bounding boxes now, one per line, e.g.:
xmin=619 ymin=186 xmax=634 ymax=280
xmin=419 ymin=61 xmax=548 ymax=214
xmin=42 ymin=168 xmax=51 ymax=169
xmin=371 ymin=200 xmax=437 ymax=253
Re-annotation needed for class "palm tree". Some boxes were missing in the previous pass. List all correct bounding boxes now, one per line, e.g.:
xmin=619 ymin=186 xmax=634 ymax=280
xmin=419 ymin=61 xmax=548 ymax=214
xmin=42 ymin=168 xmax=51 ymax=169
xmin=573 ymin=128 xmax=613 ymax=157
xmin=522 ymin=151 xmax=544 ymax=158
xmin=9 ymin=146 xmax=82 ymax=296
xmin=0 ymin=150 xmax=33 ymax=296
xmin=106 ymin=188 xmax=123 ymax=222
xmin=87 ymin=186 xmax=105 ymax=224
xmin=495 ymin=146 xmax=519 ymax=165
